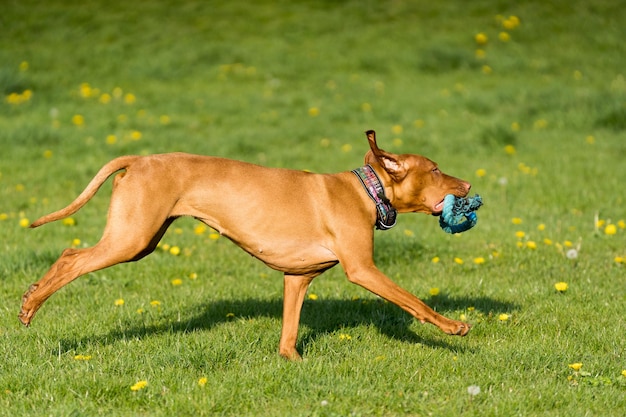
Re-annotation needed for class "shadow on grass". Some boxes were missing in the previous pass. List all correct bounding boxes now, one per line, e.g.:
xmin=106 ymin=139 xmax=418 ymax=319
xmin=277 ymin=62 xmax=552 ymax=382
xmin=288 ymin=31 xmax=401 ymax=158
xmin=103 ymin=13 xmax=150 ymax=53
xmin=58 ymin=294 xmax=518 ymax=356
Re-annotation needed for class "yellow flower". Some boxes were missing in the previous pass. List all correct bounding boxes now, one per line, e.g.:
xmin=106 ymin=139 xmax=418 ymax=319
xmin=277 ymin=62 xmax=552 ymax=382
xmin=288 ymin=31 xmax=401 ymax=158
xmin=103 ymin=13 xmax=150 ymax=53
xmin=99 ymin=93 xmax=111 ymax=104
xmin=537 ymin=223 xmax=546 ymax=231
xmin=130 ymin=380 xmax=148 ymax=391
xmin=473 ymin=257 xmax=485 ymax=265
xmin=617 ymin=220 xmax=625 ymax=229
xmin=512 ymin=217 xmax=523 ymax=225
xmin=481 ymin=65 xmax=492 ymax=75
xmin=605 ymin=224 xmax=617 ymax=235
xmin=554 ymin=282 xmax=568 ymax=292
xmin=106 ymin=134 xmax=117 ymax=145
xmin=403 ymin=229 xmax=414 ymax=237
xmin=621 ymin=370 xmax=626 ymax=378
xmin=19 ymin=218 xmax=30 ymax=228
xmin=568 ymin=363 xmax=583 ymax=371
xmin=74 ymin=354 xmax=92 ymax=361
xmin=150 ymin=300 xmax=161 ymax=307
xmin=62 ymin=217 xmax=76 ymax=226
xmin=189 ymin=272 xmax=198 ymax=280
xmin=43 ymin=150 xmax=53 ymax=159
xmin=308 ymin=293 xmax=318 ymax=300
xmin=515 ymin=231 xmax=525 ymax=239
xmin=543 ymin=238 xmax=553 ymax=245
xmin=209 ymin=232 xmax=220 ymax=240
xmin=124 ymin=93 xmax=136 ymax=104
xmin=169 ymin=246 xmax=181 ymax=256
xmin=198 ymin=377 xmax=208 ymax=387
xmin=72 ymin=238 xmax=81 ymax=247
xmin=502 ymin=16 xmax=520 ymax=30
xmin=533 ymin=119 xmax=548 ymax=129
xmin=361 ymin=102 xmax=372 ymax=112
xmin=308 ymin=107 xmax=320 ymax=117
xmin=459 ymin=313 xmax=467 ymax=321
xmin=563 ymin=240 xmax=573 ymax=247
xmin=454 ymin=257 xmax=464 ymax=265
xmin=475 ymin=49 xmax=486 ymax=59
xmin=341 ymin=144 xmax=352 ymax=153
xmin=136 ymin=308 xmax=145 ymax=314
xmin=475 ymin=168 xmax=487 ymax=178
xmin=498 ymin=314 xmax=510 ymax=321
xmin=171 ymin=278 xmax=183 ymax=286
xmin=339 ymin=333 xmax=352 ymax=341
xmin=614 ymin=256 xmax=624 ymax=264
xmin=114 ymin=298 xmax=124 ymax=306
xmin=429 ymin=287 xmax=440 ymax=296
xmin=159 ymin=115 xmax=171 ymax=125
xmin=19 ymin=61 xmax=29 ymax=71
xmin=511 ymin=122 xmax=521 ymax=131
xmin=475 ymin=32 xmax=488 ymax=45
xmin=431 ymin=256 xmax=440 ymax=264
xmin=526 ymin=241 xmax=537 ymax=250
xmin=391 ymin=124 xmax=403 ymax=135
xmin=71 ymin=114 xmax=85 ymax=126
xmin=498 ymin=32 xmax=510 ymax=42
xmin=130 ymin=130 xmax=142 ymax=141
xmin=504 ymin=144 xmax=516 ymax=155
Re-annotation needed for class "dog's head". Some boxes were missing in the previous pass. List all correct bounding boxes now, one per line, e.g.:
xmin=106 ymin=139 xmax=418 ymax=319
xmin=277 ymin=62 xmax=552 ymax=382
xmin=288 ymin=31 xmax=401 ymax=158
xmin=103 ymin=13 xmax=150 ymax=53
xmin=363 ymin=130 xmax=470 ymax=215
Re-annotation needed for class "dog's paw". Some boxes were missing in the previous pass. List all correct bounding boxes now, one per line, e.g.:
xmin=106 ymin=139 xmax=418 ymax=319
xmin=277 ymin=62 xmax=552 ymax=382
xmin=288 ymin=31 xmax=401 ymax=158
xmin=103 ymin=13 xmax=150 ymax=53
xmin=442 ymin=319 xmax=471 ymax=336
xmin=18 ymin=284 xmax=39 ymax=326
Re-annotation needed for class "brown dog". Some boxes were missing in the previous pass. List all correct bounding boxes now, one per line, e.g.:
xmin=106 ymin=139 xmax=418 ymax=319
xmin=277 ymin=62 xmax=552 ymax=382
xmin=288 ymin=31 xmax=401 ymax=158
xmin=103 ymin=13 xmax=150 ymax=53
xmin=20 ymin=130 xmax=471 ymax=359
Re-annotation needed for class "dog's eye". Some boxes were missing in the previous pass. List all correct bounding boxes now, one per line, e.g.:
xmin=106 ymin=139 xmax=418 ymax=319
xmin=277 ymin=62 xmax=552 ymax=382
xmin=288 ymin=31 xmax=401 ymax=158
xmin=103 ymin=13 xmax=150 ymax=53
xmin=432 ymin=167 xmax=440 ymax=173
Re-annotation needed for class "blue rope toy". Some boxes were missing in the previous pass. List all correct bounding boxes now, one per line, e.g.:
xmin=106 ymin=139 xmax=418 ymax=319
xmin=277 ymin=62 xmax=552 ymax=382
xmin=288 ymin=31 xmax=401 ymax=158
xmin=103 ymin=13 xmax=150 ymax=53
xmin=439 ymin=194 xmax=483 ymax=234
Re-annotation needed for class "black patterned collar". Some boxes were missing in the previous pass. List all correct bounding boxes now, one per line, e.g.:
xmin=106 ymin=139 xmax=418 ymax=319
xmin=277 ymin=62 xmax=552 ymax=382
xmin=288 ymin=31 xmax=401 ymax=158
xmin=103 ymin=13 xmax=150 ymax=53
xmin=351 ymin=165 xmax=397 ymax=230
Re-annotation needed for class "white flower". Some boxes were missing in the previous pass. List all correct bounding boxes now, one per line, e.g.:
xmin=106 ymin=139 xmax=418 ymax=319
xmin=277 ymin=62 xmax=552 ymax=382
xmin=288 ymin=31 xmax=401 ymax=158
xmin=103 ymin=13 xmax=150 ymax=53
xmin=467 ymin=385 xmax=481 ymax=396
xmin=566 ymin=249 xmax=578 ymax=259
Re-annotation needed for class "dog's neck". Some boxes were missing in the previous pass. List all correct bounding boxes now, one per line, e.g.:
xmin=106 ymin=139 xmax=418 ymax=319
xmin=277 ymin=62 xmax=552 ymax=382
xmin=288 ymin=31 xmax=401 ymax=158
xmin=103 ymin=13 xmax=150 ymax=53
xmin=351 ymin=165 xmax=397 ymax=230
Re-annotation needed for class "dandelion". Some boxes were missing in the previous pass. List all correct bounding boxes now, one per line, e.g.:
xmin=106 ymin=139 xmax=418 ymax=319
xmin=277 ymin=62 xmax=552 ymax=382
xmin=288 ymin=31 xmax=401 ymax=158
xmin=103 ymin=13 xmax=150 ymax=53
xmin=171 ymin=278 xmax=183 ymax=286
xmin=475 ymin=49 xmax=486 ymax=59
xmin=189 ymin=272 xmax=198 ymax=280
xmin=474 ymin=33 xmax=488 ymax=45
xmin=481 ymin=65 xmax=492 ymax=75
xmin=537 ymin=223 xmax=546 ymax=231
xmin=361 ymin=102 xmax=372 ymax=112
xmin=566 ymin=249 xmax=578 ymax=259
xmin=150 ymin=300 xmax=161 ymax=307
xmin=429 ymin=288 xmax=440 ymax=296
xmin=568 ymin=363 xmax=583 ymax=371
xmin=339 ymin=333 xmax=352 ymax=341
xmin=198 ymin=377 xmax=208 ymax=387
xmin=526 ymin=241 xmax=537 ymax=250
xmin=391 ymin=124 xmax=403 ymax=135
xmin=512 ymin=217 xmax=523 ymax=225
xmin=498 ymin=32 xmax=510 ymax=42
xmin=71 ymin=114 xmax=85 ymax=126
xmin=19 ymin=61 xmax=29 ymax=71
xmin=498 ymin=313 xmax=510 ymax=321
xmin=431 ymin=256 xmax=440 ymax=264
xmin=605 ymin=224 xmax=617 ymax=235
xmin=169 ymin=246 xmax=181 ymax=256
xmin=19 ymin=218 xmax=30 ymax=228
xmin=114 ymin=298 xmax=124 ymax=306
xmin=319 ymin=138 xmax=331 ymax=147
xmin=475 ymin=168 xmax=487 ymax=177
xmin=504 ymin=144 xmax=516 ymax=155
xmin=79 ymin=83 xmax=92 ymax=98
xmin=124 ymin=93 xmax=136 ymax=104
xmin=511 ymin=122 xmax=521 ymax=131
xmin=209 ymin=232 xmax=220 ymax=240
xmin=403 ymin=229 xmax=414 ymax=237
xmin=555 ymin=282 xmax=568 ymax=292
xmin=618 ymin=220 xmax=625 ymax=229
xmin=621 ymin=370 xmax=626 ymax=378
xmin=62 ymin=217 xmax=76 ymax=226
xmin=106 ymin=134 xmax=117 ymax=145
xmin=43 ymin=150 xmax=53 ymax=159
xmin=130 ymin=380 xmax=148 ymax=391
xmin=473 ymin=257 xmax=485 ymax=265
xmin=74 ymin=354 xmax=92 ymax=361
xmin=467 ymin=385 xmax=481 ymax=396
xmin=129 ymin=130 xmax=142 ymax=141
xmin=308 ymin=107 xmax=320 ymax=117
xmin=308 ymin=293 xmax=318 ymax=300
xmin=533 ymin=119 xmax=548 ymax=129
xmin=543 ymin=238 xmax=553 ymax=245
xmin=454 ymin=257 xmax=464 ymax=265
xmin=341 ymin=144 xmax=352 ymax=153
xmin=460 ymin=313 xmax=467 ymax=321
xmin=515 ymin=231 xmax=525 ymax=239
xmin=414 ymin=119 xmax=425 ymax=128
xmin=393 ymin=138 xmax=403 ymax=147
xmin=502 ymin=16 xmax=520 ymax=30
xmin=136 ymin=308 xmax=145 ymax=314
xmin=99 ymin=93 xmax=111 ymax=104
xmin=615 ymin=256 xmax=625 ymax=264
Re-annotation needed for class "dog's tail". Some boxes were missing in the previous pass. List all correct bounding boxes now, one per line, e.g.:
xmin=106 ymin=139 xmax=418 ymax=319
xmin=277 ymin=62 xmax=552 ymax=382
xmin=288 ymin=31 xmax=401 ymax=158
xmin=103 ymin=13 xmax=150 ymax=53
xmin=30 ymin=155 xmax=141 ymax=228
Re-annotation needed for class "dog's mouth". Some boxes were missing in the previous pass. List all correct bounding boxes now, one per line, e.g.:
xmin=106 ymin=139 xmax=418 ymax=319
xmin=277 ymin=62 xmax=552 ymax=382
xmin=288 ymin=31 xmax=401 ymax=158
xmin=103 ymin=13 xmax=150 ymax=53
xmin=432 ymin=199 xmax=445 ymax=215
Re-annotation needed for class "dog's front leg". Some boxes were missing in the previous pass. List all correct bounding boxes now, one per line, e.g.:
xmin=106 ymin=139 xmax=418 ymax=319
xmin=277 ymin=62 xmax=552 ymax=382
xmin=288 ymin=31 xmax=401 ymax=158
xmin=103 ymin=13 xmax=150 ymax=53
xmin=279 ymin=273 xmax=317 ymax=360
xmin=343 ymin=262 xmax=470 ymax=336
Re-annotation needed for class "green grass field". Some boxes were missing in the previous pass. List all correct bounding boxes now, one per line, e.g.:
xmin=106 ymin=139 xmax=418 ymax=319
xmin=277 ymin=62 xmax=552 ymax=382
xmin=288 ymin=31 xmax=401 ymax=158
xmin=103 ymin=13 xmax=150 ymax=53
xmin=2 ymin=0 xmax=625 ymax=415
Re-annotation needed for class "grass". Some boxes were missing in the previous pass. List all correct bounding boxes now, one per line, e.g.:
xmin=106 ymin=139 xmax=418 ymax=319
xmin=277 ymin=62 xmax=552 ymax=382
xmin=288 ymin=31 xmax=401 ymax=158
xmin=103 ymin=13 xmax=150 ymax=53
xmin=1 ymin=0 xmax=626 ymax=415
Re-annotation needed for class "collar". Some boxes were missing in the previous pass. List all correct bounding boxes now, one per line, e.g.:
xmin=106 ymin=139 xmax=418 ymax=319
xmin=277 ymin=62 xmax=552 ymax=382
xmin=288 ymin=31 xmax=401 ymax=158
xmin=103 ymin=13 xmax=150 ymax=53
xmin=351 ymin=164 xmax=397 ymax=230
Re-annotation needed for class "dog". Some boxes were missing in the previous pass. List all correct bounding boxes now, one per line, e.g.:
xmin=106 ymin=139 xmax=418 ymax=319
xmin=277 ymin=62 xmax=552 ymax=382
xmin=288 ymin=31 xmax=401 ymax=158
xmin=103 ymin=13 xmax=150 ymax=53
xmin=20 ymin=130 xmax=472 ymax=360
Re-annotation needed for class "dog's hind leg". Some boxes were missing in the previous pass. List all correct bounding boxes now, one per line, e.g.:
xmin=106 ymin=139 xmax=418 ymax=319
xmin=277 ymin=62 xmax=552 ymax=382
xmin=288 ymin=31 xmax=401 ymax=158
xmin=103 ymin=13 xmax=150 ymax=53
xmin=19 ymin=173 xmax=176 ymax=326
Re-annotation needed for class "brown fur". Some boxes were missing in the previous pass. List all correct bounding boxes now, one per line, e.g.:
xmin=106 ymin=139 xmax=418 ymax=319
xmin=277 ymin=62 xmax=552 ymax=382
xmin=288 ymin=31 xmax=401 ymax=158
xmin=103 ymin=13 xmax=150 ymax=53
xmin=20 ymin=130 xmax=471 ymax=360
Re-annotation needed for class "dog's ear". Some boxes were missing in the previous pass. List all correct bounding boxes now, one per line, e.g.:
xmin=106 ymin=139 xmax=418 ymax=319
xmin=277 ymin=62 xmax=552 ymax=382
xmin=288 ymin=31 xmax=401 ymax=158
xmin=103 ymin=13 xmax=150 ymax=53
xmin=365 ymin=130 xmax=407 ymax=181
